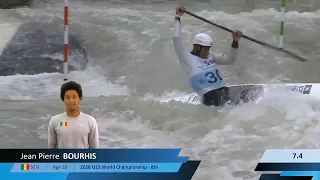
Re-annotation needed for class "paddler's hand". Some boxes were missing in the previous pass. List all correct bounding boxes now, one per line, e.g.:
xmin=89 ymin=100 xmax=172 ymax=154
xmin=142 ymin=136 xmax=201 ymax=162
xmin=232 ymin=30 xmax=243 ymax=42
xmin=176 ymin=6 xmax=185 ymax=16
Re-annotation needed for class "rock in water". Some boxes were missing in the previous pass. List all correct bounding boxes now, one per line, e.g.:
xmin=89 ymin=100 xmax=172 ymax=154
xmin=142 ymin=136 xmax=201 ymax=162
xmin=0 ymin=21 xmax=88 ymax=76
xmin=0 ymin=0 xmax=32 ymax=9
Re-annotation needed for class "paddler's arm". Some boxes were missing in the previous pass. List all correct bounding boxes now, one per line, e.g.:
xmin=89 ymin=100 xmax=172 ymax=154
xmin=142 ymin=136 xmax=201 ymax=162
xmin=172 ymin=8 xmax=191 ymax=69
xmin=48 ymin=117 xmax=57 ymax=148
xmin=212 ymin=30 xmax=243 ymax=65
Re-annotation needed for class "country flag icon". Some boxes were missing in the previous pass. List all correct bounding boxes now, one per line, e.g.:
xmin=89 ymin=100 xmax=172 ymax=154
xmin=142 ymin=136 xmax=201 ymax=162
xmin=21 ymin=164 xmax=30 ymax=171
xmin=60 ymin=121 xmax=68 ymax=127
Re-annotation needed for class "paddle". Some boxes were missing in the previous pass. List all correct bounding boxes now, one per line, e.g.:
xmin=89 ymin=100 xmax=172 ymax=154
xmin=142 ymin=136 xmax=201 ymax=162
xmin=184 ymin=10 xmax=307 ymax=62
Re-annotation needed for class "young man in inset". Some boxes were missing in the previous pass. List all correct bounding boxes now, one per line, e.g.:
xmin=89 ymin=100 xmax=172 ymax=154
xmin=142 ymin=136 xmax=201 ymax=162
xmin=48 ymin=81 xmax=99 ymax=148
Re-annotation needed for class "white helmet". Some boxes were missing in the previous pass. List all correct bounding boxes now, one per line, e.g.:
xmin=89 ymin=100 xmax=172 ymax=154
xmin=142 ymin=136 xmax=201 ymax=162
xmin=192 ymin=33 xmax=213 ymax=47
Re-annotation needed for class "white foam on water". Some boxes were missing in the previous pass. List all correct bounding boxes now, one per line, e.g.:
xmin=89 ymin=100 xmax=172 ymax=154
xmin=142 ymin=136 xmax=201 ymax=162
xmin=143 ymin=90 xmax=190 ymax=102
xmin=0 ymin=66 xmax=131 ymax=101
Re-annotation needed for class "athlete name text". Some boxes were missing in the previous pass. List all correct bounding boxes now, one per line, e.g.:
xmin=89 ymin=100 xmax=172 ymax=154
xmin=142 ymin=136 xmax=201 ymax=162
xmin=19 ymin=153 xmax=96 ymax=160
xmin=20 ymin=153 xmax=60 ymax=160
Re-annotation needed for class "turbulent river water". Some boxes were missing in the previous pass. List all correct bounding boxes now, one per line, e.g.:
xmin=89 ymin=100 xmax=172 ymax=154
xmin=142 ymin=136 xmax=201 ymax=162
xmin=1 ymin=0 xmax=320 ymax=179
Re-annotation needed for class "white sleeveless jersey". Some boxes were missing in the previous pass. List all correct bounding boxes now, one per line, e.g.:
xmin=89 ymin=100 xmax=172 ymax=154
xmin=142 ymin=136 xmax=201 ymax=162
xmin=172 ymin=18 xmax=239 ymax=96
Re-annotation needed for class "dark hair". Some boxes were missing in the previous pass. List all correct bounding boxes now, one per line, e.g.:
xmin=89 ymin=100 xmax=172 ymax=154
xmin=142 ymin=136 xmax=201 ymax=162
xmin=60 ymin=81 xmax=83 ymax=101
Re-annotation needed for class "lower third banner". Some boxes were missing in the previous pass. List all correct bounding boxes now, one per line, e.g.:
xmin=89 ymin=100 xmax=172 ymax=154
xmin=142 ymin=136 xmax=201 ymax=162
xmin=0 ymin=148 xmax=200 ymax=180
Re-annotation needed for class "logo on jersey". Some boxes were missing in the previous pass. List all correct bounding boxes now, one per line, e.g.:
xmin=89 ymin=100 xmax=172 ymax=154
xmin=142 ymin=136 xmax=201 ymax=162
xmin=203 ymin=59 xmax=215 ymax=66
xmin=196 ymin=59 xmax=215 ymax=69
xmin=196 ymin=60 xmax=204 ymax=68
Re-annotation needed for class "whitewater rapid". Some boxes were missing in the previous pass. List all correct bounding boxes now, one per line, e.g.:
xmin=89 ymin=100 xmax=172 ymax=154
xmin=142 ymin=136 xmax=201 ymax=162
xmin=1 ymin=1 xmax=320 ymax=179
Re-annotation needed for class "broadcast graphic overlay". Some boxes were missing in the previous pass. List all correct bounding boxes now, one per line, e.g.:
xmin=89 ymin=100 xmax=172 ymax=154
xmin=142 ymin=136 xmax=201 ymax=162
xmin=0 ymin=149 xmax=200 ymax=180
xmin=255 ymin=149 xmax=320 ymax=180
